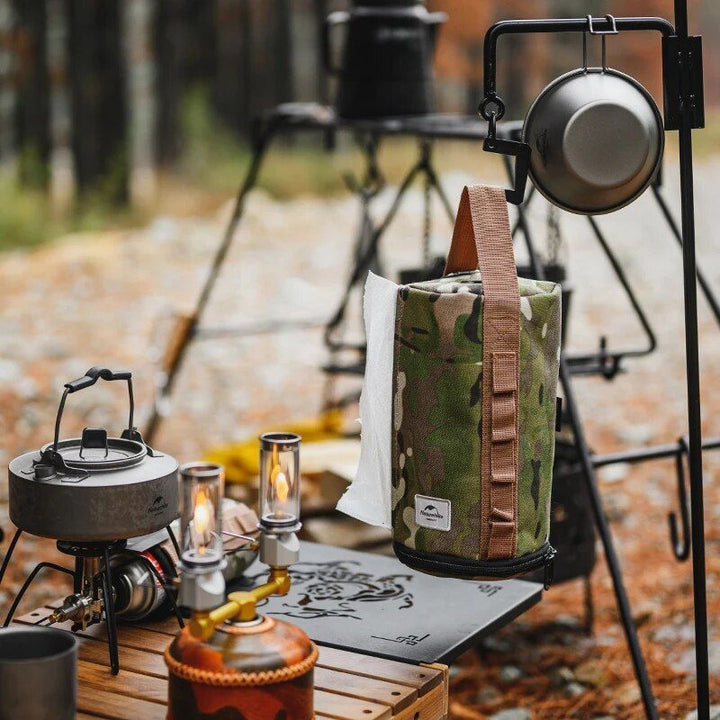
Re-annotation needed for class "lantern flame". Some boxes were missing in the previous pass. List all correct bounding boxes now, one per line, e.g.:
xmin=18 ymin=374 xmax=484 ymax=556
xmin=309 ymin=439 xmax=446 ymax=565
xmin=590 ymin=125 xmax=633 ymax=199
xmin=270 ymin=459 xmax=290 ymax=517
xmin=193 ymin=487 xmax=213 ymax=554
xmin=274 ymin=471 xmax=289 ymax=502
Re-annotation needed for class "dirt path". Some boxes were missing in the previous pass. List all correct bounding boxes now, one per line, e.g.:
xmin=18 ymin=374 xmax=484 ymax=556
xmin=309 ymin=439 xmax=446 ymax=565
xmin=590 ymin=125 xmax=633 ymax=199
xmin=1 ymin=161 xmax=719 ymax=718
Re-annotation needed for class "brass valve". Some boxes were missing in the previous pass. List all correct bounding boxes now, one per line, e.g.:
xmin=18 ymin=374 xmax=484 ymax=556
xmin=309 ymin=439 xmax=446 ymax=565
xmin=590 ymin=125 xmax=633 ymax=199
xmin=189 ymin=567 xmax=291 ymax=640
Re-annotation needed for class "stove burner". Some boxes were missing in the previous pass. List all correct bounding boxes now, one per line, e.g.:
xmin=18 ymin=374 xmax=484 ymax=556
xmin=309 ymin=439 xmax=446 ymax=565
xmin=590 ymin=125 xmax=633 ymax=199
xmin=0 ymin=529 xmax=183 ymax=675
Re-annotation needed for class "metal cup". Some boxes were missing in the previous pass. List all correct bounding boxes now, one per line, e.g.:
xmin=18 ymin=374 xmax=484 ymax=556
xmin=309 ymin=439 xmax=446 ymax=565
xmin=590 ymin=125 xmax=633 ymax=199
xmin=0 ymin=626 xmax=78 ymax=720
xmin=523 ymin=68 xmax=664 ymax=214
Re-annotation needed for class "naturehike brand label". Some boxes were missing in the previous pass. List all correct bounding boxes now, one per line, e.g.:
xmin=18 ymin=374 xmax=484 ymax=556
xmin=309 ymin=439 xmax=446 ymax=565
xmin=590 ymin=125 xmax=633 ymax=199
xmin=147 ymin=495 xmax=169 ymax=516
xmin=415 ymin=495 xmax=451 ymax=532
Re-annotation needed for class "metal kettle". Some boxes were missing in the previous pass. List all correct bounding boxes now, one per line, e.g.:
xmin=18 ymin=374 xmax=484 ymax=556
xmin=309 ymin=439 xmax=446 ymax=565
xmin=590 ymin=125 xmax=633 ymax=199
xmin=323 ymin=0 xmax=447 ymax=119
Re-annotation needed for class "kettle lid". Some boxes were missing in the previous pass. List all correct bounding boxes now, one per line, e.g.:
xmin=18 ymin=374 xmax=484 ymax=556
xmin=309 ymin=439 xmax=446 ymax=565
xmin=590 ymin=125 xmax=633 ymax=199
xmin=40 ymin=428 xmax=147 ymax=472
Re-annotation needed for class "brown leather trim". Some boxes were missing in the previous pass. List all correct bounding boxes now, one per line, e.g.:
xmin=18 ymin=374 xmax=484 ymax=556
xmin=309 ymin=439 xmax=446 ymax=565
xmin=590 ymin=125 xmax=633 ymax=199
xmin=444 ymin=185 xmax=520 ymax=559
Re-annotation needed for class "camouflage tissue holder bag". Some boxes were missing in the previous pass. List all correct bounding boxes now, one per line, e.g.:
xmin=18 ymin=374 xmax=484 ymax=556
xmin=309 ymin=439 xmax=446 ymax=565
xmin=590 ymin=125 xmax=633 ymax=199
xmin=392 ymin=185 xmax=561 ymax=581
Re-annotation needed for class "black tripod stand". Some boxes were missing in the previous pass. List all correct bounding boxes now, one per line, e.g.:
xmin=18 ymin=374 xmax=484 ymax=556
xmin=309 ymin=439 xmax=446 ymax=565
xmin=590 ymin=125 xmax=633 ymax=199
xmin=144 ymin=108 xmax=480 ymax=443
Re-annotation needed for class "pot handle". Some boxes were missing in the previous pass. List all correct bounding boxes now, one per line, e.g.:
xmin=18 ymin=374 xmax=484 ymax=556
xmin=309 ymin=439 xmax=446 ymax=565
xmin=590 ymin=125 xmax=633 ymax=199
xmin=52 ymin=367 xmax=135 ymax=452
xmin=322 ymin=11 xmax=349 ymax=76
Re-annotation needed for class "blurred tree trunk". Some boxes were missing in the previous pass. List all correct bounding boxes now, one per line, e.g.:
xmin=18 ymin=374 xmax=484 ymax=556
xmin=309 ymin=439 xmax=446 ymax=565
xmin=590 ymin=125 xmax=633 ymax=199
xmin=0 ymin=0 xmax=16 ymax=166
xmin=215 ymin=0 xmax=250 ymax=137
xmin=123 ymin=0 xmax=157 ymax=208
xmin=46 ymin=0 xmax=74 ymax=214
xmin=13 ymin=0 xmax=49 ymax=188
xmin=214 ymin=0 xmax=293 ymax=138
xmin=155 ymin=0 xmax=184 ymax=166
xmin=68 ymin=0 xmax=127 ymax=202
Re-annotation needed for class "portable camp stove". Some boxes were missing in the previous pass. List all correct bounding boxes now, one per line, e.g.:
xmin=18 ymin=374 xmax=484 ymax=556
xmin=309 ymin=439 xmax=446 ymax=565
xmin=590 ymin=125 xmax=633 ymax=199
xmin=0 ymin=367 xmax=182 ymax=674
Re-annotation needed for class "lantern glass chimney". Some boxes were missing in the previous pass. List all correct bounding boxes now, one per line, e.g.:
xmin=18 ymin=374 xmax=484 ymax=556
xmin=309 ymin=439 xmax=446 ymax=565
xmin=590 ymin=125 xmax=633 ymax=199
xmin=180 ymin=462 xmax=224 ymax=567
xmin=259 ymin=433 xmax=301 ymax=530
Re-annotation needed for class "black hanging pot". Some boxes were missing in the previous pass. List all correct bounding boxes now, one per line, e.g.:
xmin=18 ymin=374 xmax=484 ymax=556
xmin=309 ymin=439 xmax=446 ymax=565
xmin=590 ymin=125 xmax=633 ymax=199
xmin=523 ymin=51 xmax=664 ymax=214
xmin=323 ymin=0 xmax=447 ymax=119
xmin=8 ymin=368 xmax=178 ymax=542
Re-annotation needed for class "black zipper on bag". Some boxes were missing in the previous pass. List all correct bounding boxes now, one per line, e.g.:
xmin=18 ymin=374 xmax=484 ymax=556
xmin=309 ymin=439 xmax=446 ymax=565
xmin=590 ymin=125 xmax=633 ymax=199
xmin=394 ymin=541 xmax=557 ymax=588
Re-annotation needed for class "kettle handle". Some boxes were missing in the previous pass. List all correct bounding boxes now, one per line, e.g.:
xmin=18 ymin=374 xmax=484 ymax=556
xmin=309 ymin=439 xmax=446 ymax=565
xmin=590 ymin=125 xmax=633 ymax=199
xmin=52 ymin=367 xmax=135 ymax=452
xmin=322 ymin=11 xmax=349 ymax=76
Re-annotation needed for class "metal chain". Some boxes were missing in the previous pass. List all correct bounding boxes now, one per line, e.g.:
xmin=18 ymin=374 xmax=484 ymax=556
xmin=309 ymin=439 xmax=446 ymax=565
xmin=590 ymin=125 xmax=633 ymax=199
xmin=422 ymin=144 xmax=432 ymax=267
xmin=546 ymin=203 xmax=562 ymax=266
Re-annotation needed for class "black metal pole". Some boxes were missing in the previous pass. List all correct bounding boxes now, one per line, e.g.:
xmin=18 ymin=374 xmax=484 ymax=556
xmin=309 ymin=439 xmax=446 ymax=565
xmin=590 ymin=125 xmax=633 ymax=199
xmin=102 ymin=546 xmax=120 ymax=675
xmin=673 ymin=1 xmax=710 ymax=715
xmin=560 ymin=362 xmax=659 ymax=719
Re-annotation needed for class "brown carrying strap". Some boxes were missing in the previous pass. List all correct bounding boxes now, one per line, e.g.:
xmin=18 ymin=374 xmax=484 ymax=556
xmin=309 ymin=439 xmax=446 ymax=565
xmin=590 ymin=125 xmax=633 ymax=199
xmin=444 ymin=185 xmax=520 ymax=560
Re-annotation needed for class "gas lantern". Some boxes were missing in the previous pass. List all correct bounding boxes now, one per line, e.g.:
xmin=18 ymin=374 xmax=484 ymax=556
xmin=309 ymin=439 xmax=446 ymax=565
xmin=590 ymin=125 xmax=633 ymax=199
xmin=165 ymin=434 xmax=316 ymax=720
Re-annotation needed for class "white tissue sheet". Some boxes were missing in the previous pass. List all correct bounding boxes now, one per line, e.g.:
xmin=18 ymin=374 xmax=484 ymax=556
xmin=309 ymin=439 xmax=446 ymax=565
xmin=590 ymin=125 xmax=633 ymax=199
xmin=336 ymin=272 xmax=398 ymax=528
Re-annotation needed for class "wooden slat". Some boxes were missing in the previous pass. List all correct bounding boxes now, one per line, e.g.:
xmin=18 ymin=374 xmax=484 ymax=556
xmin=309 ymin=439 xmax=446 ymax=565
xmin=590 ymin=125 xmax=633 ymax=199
xmin=314 ymin=666 xmax=417 ymax=711
xmin=132 ymin=615 xmax=180 ymax=636
xmin=77 ymin=714 xmax=104 ymax=720
xmin=421 ymin=662 xmax=449 ymax=717
xmin=317 ymin=645 xmax=443 ymax=694
xmin=394 ymin=684 xmax=447 ymax=720
xmin=15 ymin=612 xmax=171 ymax=654
xmin=77 ymin=685 xmax=166 ymax=720
xmin=78 ymin=636 xmax=168 ymax=678
xmin=78 ymin=659 xmax=167 ymax=704
xmin=314 ymin=689 xmax=391 ymax=720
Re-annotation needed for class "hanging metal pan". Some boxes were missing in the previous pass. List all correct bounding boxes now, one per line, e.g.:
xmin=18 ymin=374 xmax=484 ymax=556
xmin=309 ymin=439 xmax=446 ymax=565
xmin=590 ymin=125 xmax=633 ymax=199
xmin=523 ymin=67 xmax=664 ymax=215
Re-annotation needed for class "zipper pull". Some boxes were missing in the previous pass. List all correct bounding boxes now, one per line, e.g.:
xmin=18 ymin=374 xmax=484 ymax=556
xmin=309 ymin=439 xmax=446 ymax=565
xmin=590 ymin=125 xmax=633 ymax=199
xmin=543 ymin=550 xmax=556 ymax=590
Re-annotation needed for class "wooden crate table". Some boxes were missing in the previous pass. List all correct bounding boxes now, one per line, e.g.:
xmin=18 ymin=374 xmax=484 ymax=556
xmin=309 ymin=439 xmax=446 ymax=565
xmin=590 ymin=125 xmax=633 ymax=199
xmin=15 ymin=607 xmax=449 ymax=720
xmin=12 ymin=543 xmax=543 ymax=718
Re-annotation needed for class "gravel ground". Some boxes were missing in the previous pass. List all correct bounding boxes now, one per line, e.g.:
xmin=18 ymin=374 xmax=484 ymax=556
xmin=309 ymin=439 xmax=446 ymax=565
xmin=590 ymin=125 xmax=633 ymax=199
xmin=1 ymin=157 xmax=720 ymax=718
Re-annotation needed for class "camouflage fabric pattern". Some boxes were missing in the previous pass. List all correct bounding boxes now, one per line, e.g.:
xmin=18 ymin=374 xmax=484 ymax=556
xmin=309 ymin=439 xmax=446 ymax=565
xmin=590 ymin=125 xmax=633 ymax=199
xmin=392 ymin=271 xmax=561 ymax=560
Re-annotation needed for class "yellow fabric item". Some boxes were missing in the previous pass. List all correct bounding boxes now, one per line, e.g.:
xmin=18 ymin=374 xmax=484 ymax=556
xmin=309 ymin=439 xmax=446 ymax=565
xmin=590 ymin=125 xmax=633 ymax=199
xmin=204 ymin=409 xmax=344 ymax=484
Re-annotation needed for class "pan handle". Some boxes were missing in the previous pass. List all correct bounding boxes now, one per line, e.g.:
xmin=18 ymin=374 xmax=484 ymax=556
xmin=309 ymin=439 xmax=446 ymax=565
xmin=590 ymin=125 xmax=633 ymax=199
xmin=53 ymin=367 xmax=135 ymax=452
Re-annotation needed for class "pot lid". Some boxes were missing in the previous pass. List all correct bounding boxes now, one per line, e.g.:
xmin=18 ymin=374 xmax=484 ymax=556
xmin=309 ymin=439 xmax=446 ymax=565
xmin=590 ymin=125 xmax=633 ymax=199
xmin=40 ymin=429 xmax=147 ymax=472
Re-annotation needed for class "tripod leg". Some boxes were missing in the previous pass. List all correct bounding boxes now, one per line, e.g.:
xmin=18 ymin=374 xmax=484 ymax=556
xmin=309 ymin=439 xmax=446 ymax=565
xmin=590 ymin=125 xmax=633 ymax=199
xmin=560 ymin=361 xmax=658 ymax=720
xmin=145 ymin=122 xmax=276 ymax=443
xmin=0 ymin=529 xmax=22 ymax=588
xmin=324 ymin=157 xmax=423 ymax=351
xmin=651 ymin=183 xmax=720 ymax=327
xmin=101 ymin=546 xmax=120 ymax=675
xmin=74 ymin=557 xmax=83 ymax=594
xmin=505 ymin=154 xmax=659 ymax=718
xmin=3 ymin=561 xmax=73 ymax=626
